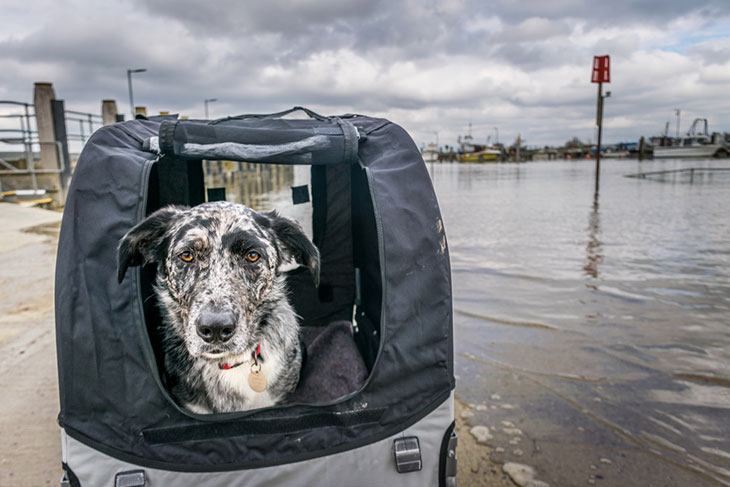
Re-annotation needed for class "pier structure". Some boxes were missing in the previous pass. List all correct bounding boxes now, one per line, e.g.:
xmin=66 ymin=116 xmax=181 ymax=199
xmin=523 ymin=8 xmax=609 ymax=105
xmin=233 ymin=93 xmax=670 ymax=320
xmin=0 ymin=83 xmax=118 ymax=206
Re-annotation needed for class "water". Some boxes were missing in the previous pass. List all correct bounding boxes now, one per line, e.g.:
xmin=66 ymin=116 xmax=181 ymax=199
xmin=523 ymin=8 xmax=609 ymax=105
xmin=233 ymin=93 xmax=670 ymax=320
xmin=433 ymin=160 xmax=730 ymax=486
xmin=210 ymin=158 xmax=730 ymax=485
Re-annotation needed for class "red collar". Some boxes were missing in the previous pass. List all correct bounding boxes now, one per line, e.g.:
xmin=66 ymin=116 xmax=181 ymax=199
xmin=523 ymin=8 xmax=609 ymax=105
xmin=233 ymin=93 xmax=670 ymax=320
xmin=219 ymin=343 xmax=261 ymax=370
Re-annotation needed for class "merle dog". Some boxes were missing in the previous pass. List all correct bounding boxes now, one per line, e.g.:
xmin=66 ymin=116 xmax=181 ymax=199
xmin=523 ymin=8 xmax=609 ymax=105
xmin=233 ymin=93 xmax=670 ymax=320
xmin=117 ymin=201 xmax=319 ymax=413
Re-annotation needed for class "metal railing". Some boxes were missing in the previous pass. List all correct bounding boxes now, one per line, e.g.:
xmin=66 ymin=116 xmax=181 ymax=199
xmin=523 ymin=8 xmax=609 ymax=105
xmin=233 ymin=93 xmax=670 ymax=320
xmin=0 ymin=100 xmax=80 ymax=193
xmin=0 ymin=101 xmax=36 ymax=159
xmin=0 ymin=100 xmax=39 ymax=191
xmin=65 ymin=109 xmax=103 ymax=146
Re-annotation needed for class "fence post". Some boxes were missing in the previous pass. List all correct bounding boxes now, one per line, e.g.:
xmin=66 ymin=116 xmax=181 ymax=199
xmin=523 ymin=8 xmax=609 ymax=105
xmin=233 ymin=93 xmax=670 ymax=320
xmin=34 ymin=82 xmax=58 ymax=172
xmin=102 ymin=100 xmax=118 ymax=125
xmin=33 ymin=82 xmax=66 ymax=202
xmin=51 ymin=99 xmax=71 ymax=195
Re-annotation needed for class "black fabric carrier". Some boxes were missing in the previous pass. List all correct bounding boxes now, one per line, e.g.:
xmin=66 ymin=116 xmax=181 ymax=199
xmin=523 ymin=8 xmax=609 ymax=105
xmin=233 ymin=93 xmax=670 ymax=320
xmin=55 ymin=107 xmax=454 ymax=471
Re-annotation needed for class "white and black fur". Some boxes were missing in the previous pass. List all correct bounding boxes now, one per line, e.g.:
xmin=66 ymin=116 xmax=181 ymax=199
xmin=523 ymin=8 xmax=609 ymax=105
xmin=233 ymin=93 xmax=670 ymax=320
xmin=117 ymin=202 xmax=319 ymax=414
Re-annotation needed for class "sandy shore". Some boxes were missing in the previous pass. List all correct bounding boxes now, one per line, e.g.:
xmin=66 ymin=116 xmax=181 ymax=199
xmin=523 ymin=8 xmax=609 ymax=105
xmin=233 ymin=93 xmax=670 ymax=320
xmin=455 ymin=398 xmax=518 ymax=486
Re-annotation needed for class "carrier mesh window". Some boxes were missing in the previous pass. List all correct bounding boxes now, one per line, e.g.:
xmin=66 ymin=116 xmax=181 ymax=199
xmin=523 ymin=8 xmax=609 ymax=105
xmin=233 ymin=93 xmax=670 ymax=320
xmin=140 ymin=157 xmax=381 ymax=412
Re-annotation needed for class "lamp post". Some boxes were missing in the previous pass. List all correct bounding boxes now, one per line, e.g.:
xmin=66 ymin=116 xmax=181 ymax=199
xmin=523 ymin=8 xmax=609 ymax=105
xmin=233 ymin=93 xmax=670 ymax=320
xmin=127 ymin=68 xmax=147 ymax=118
xmin=674 ymin=108 xmax=681 ymax=138
xmin=204 ymin=98 xmax=218 ymax=119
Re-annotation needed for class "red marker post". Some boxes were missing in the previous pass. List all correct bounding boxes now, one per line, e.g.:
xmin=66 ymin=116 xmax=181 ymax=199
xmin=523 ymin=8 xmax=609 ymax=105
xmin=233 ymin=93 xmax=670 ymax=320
xmin=592 ymin=55 xmax=610 ymax=180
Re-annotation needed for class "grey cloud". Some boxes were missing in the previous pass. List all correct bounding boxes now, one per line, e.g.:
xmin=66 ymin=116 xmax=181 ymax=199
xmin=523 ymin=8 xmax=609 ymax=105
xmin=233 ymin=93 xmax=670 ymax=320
xmin=499 ymin=17 xmax=571 ymax=43
xmin=0 ymin=0 xmax=729 ymax=148
xmin=137 ymin=0 xmax=377 ymax=36
xmin=491 ymin=0 xmax=728 ymax=24
xmin=688 ymin=38 xmax=730 ymax=65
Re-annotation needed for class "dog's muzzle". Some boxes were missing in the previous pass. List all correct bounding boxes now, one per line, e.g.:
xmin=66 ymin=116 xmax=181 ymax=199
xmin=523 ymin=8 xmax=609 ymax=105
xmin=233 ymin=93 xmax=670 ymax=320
xmin=196 ymin=309 xmax=237 ymax=344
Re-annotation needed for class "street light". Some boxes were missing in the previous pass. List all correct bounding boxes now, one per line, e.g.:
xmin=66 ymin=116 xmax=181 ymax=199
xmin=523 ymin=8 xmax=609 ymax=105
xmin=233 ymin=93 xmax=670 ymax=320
xmin=674 ymin=108 xmax=681 ymax=138
xmin=127 ymin=68 xmax=147 ymax=118
xmin=204 ymin=98 xmax=218 ymax=119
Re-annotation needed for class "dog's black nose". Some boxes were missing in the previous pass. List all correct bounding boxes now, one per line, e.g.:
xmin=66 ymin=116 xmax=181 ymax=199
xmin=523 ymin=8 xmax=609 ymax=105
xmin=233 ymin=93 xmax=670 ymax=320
xmin=196 ymin=310 xmax=236 ymax=343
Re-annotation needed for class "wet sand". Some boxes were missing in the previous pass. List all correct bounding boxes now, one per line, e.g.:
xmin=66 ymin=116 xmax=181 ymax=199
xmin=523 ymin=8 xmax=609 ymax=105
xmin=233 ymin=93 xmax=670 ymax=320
xmin=456 ymin=397 xmax=528 ymax=486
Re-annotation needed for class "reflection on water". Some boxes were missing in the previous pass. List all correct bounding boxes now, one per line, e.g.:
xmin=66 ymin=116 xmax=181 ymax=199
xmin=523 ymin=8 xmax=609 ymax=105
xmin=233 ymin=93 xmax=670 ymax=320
xmin=203 ymin=160 xmax=312 ymax=236
xmin=204 ymin=160 xmax=295 ymax=211
xmin=584 ymin=178 xmax=603 ymax=279
xmin=433 ymin=160 xmax=730 ymax=486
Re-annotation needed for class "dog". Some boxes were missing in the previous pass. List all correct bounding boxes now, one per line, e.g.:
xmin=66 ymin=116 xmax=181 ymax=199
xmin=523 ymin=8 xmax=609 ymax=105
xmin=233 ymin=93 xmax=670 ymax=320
xmin=117 ymin=201 xmax=319 ymax=414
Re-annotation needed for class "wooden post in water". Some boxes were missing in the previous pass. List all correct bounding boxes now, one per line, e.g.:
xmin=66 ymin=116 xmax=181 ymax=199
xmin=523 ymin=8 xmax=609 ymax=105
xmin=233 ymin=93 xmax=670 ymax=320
xmin=638 ymin=136 xmax=645 ymax=162
xmin=591 ymin=55 xmax=610 ymax=192
xmin=595 ymin=81 xmax=603 ymax=179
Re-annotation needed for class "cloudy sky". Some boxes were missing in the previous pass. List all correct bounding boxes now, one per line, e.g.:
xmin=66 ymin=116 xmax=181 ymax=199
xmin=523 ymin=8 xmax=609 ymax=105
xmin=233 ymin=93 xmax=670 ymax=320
xmin=2 ymin=0 xmax=730 ymax=147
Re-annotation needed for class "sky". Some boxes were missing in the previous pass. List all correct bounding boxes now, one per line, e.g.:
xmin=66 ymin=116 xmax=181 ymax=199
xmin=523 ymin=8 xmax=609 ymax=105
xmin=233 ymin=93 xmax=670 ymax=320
xmin=1 ymin=0 xmax=730 ymax=148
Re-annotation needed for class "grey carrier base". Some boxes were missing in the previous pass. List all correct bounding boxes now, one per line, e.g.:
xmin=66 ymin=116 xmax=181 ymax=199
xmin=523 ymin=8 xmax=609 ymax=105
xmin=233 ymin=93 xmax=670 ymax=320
xmin=55 ymin=107 xmax=456 ymax=486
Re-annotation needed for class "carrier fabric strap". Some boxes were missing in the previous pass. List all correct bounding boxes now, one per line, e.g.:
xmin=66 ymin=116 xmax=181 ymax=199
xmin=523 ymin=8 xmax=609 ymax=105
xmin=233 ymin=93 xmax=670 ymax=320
xmin=142 ymin=408 xmax=384 ymax=444
xmin=157 ymin=113 xmax=358 ymax=165
xmin=338 ymin=117 xmax=359 ymax=166
xmin=212 ymin=106 xmax=329 ymax=122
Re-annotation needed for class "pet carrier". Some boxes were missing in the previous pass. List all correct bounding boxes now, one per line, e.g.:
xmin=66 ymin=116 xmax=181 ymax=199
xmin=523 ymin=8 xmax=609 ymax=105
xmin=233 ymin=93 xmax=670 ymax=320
xmin=55 ymin=107 xmax=455 ymax=486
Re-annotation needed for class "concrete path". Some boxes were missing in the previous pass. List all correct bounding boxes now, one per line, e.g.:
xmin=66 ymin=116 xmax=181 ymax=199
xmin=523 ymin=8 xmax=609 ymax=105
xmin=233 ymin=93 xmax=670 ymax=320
xmin=0 ymin=203 xmax=62 ymax=486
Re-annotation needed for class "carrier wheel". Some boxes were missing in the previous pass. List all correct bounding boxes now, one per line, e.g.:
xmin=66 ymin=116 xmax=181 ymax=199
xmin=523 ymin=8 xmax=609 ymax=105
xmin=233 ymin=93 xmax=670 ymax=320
xmin=714 ymin=149 xmax=729 ymax=158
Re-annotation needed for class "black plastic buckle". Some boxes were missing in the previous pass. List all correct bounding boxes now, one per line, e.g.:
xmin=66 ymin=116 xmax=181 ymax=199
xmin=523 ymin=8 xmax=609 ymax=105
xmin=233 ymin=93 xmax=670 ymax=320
xmin=115 ymin=470 xmax=146 ymax=487
xmin=394 ymin=436 xmax=422 ymax=473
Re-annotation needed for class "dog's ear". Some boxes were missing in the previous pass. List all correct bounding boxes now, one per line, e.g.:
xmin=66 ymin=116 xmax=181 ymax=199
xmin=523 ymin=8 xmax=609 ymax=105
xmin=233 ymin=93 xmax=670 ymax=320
xmin=265 ymin=211 xmax=320 ymax=287
xmin=117 ymin=206 xmax=185 ymax=283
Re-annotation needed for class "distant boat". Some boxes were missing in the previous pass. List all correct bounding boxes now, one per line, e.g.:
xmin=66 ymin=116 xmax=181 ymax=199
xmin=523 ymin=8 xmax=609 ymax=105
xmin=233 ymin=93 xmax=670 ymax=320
xmin=653 ymin=118 xmax=729 ymax=159
xmin=421 ymin=142 xmax=439 ymax=162
xmin=457 ymin=133 xmax=502 ymax=163
xmin=459 ymin=149 xmax=501 ymax=162
xmin=602 ymin=150 xmax=631 ymax=159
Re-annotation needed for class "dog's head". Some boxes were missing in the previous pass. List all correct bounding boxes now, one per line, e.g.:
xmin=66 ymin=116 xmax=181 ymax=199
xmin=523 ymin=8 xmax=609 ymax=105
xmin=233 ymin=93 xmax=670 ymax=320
xmin=117 ymin=202 xmax=319 ymax=360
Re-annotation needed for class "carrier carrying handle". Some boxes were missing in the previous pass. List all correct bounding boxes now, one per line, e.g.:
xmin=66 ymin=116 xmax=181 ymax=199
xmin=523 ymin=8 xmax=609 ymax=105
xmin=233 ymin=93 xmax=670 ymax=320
xmin=155 ymin=111 xmax=358 ymax=165
xmin=211 ymin=106 xmax=329 ymax=122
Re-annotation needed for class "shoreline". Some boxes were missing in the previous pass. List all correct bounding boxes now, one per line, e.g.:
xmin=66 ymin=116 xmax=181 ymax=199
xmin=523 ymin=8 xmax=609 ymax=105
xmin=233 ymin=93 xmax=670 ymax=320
xmin=455 ymin=396 xmax=518 ymax=486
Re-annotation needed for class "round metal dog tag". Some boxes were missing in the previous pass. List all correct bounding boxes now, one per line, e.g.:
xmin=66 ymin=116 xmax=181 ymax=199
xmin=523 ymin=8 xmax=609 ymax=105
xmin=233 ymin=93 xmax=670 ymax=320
xmin=248 ymin=364 xmax=267 ymax=393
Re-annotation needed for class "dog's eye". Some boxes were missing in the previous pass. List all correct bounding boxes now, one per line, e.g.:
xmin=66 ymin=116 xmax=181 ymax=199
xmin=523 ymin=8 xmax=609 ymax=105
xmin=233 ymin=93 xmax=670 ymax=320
xmin=245 ymin=250 xmax=261 ymax=263
xmin=179 ymin=251 xmax=195 ymax=263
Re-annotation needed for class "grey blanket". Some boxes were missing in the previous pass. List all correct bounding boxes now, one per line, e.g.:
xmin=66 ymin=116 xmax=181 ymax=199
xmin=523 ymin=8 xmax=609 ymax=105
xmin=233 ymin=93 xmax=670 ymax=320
xmin=288 ymin=321 xmax=368 ymax=403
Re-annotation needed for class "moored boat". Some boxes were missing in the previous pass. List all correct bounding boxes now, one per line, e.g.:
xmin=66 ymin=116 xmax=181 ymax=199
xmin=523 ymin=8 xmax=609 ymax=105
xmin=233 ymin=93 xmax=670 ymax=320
xmin=653 ymin=118 xmax=729 ymax=159
xmin=457 ymin=132 xmax=503 ymax=163
xmin=459 ymin=148 xmax=501 ymax=162
xmin=421 ymin=142 xmax=439 ymax=162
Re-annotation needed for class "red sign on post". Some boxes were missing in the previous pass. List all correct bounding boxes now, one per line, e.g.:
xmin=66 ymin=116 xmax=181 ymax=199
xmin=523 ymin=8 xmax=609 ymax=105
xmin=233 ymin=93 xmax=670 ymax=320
xmin=591 ymin=55 xmax=610 ymax=83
